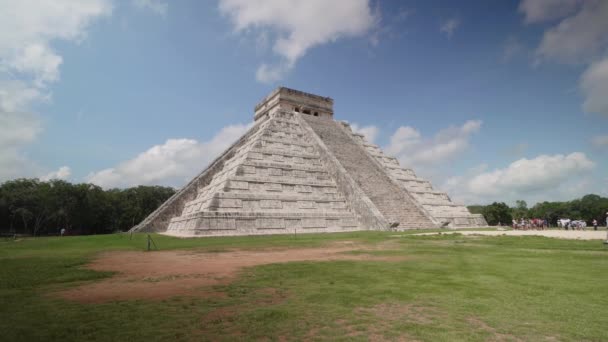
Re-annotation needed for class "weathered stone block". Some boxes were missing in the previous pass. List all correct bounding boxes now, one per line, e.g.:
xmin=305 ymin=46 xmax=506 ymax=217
xmin=134 ymin=87 xmax=485 ymax=237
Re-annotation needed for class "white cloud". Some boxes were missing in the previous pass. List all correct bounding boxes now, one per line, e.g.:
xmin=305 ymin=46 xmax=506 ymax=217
xmin=591 ymin=135 xmax=608 ymax=147
xmin=0 ymin=0 xmax=111 ymax=182
xmin=385 ymin=120 xmax=481 ymax=168
xmin=40 ymin=166 xmax=71 ymax=181
xmin=522 ymin=0 xmax=608 ymax=117
xmin=0 ymin=0 xmax=112 ymax=88
xmin=518 ymin=0 xmax=582 ymax=24
xmin=0 ymin=80 xmax=45 ymax=181
xmin=0 ymin=149 xmax=34 ymax=181
xmin=8 ymin=42 xmax=63 ymax=87
xmin=444 ymin=152 xmax=595 ymax=204
xmin=0 ymin=79 xmax=47 ymax=114
xmin=439 ymin=18 xmax=460 ymax=39
xmin=133 ymin=0 xmax=168 ymax=16
xmin=87 ymin=124 xmax=251 ymax=188
xmin=219 ymin=0 xmax=376 ymax=83
xmin=256 ymin=63 xmax=289 ymax=83
xmin=350 ymin=123 xmax=379 ymax=143
xmin=0 ymin=109 xmax=42 ymax=149
xmin=468 ymin=152 xmax=594 ymax=195
xmin=534 ymin=1 xmax=608 ymax=64
xmin=580 ymin=57 xmax=608 ymax=117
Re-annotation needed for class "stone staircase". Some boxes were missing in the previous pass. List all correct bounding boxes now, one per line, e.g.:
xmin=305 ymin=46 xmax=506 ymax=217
xmin=344 ymin=125 xmax=487 ymax=228
xmin=302 ymin=115 xmax=435 ymax=229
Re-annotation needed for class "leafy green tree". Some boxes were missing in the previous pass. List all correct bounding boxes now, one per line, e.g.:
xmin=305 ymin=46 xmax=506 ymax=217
xmin=0 ymin=179 xmax=175 ymax=236
xmin=467 ymin=205 xmax=484 ymax=215
xmin=511 ymin=200 xmax=529 ymax=220
xmin=481 ymin=202 xmax=512 ymax=226
xmin=1 ymin=177 xmax=606 ymax=235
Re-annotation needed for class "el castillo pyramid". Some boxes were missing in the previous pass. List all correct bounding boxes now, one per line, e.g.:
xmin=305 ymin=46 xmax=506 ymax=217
xmin=131 ymin=87 xmax=486 ymax=236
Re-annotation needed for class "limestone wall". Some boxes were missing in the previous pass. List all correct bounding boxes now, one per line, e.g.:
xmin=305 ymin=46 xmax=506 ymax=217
xmin=296 ymin=113 xmax=390 ymax=231
xmin=130 ymin=116 xmax=268 ymax=233
xmin=162 ymin=111 xmax=362 ymax=237
xmin=133 ymin=87 xmax=486 ymax=235
xmin=254 ymin=87 xmax=334 ymax=121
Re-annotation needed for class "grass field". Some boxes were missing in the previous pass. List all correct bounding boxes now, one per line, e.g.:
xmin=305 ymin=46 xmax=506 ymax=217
xmin=1 ymin=230 xmax=608 ymax=341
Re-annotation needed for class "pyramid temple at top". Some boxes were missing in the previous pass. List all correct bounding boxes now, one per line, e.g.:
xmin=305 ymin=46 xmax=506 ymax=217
xmin=132 ymin=87 xmax=486 ymax=236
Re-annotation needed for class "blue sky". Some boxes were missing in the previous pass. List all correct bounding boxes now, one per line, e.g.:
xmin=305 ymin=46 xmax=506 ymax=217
xmin=1 ymin=0 xmax=607 ymax=205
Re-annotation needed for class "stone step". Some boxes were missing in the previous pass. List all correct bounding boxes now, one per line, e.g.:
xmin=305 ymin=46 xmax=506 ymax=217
xmin=248 ymin=147 xmax=319 ymax=160
xmin=337 ymin=122 xmax=487 ymax=228
xmin=228 ymin=175 xmax=335 ymax=187
xmin=162 ymin=114 xmax=361 ymax=235
xmin=241 ymin=159 xmax=327 ymax=173
xmin=259 ymin=136 xmax=313 ymax=148
xmin=213 ymin=191 xmax=347 ymax=202
xmin=303 ymin=115 xmax=435 ymax=229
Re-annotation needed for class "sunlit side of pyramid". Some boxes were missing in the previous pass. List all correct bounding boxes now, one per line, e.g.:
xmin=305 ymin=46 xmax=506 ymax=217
xmin=132 ymin=88 xmax=486 ymax=236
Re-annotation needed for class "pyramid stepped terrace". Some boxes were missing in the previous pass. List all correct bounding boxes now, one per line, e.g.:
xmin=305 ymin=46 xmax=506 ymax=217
xmin=132 ymin=87 xmax=486 ymax=236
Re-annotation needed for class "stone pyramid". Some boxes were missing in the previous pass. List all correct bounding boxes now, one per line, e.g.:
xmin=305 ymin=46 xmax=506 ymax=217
xmin=132 ymin=87 xmax=486 ymax=236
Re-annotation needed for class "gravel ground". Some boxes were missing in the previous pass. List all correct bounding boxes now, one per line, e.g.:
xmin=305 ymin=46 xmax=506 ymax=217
xmin=412 ymin=229 xmax=608 ymax=240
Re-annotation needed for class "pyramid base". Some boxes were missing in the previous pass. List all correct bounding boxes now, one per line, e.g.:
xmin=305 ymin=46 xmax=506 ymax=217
xmin=165 ymin=212 xmax=365 ymax=237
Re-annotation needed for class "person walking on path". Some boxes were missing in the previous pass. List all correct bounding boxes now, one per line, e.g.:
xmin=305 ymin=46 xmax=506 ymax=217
xmin=593 ymin=219 xmax=598 ymax=231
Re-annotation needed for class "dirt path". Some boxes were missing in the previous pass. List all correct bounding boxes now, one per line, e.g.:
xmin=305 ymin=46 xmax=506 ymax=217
xmin=56 ymin=244 xmax=403 ymax=303
xmin=410 ymin=229 xmax=608 ymax=240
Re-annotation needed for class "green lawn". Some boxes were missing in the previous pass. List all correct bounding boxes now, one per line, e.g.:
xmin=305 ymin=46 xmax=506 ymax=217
xmin=1 ymin=231 xmax=607 ymax=341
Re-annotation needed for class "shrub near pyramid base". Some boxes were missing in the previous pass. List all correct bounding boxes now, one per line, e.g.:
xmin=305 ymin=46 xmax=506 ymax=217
xmin=131 ymin=88 xmax=486 ymax=237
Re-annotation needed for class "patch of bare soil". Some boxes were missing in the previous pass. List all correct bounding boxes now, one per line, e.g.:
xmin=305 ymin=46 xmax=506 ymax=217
xmin=56 ymin=245 xmax=405 ymax=303
xmin=313 ymin=303 xmax=438 ymax=341
xmin=330 ymin=317 xmax=419 ymax=342
xmin=467 ymin=317 xmax=523 ymax=342
xmin=360 ymin=303 xmax=440 ymax=325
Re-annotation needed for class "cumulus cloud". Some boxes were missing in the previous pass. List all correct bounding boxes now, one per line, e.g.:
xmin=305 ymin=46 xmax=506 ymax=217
xmin=350 ymin=123 xmax=379 ymax=143
xmin=385 ymin=120 xmax=482 ymax=168
xmin=255 ymin=63 xmax=290 ymax=84
xmin=580 ymin=57 xmax=608 ymax=117
xmin=132 ymin=0 xmax=168 ymax=16
xmin=218 ymin=0 xmax=376 ymax=83
xmin=534 ymin=1 xmax=608 ymax=65
xmin=468 ymin=152 xmax=594 ymax=195
xmin=0 ymin=80 xmax=45 ymax=180
xmin=518 ymin=0 xmax=582 ymax=24
xmin=40 ymin=166 xmax=72 ymax=181
xmin=521 ymin=0 xmax=608 ymax=117
xmin=0 ymin=0 xmax=111 ymax=182
xmin=0 ymin=109 xmax=42 ymax=149
xmin=87 ymin=124 xmax=251 ymax=188
xmin=439 ymin=18 xmax=460 ymax=39
xmin=443 ymin=152 xmax=595 ymax=204
xmin=0 ymin=0 xmax=112 ymax=87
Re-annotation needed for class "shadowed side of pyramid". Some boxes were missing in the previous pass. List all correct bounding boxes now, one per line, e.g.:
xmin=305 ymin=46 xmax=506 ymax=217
xmin=335 ymin=121 xmax=487 ymax=228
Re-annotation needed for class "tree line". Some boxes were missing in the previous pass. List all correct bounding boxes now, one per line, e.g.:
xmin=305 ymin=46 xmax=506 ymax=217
xmin=1 ymin=177 xmax=606 ymax=234
xmin=467 ymin=194 xmax=608 ymax=226
xmin=0 ymin=178 xmax=175 ymax=236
